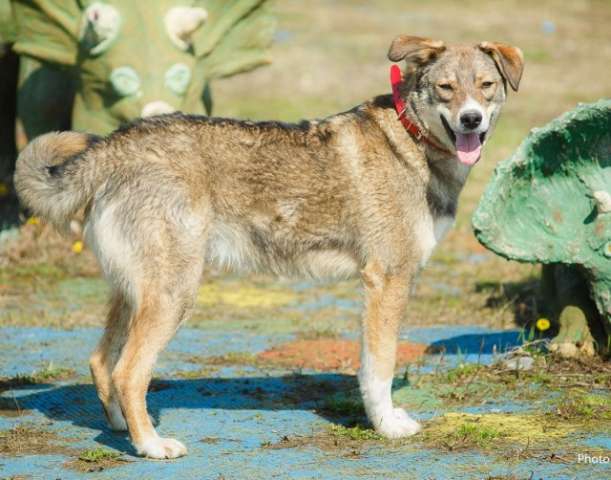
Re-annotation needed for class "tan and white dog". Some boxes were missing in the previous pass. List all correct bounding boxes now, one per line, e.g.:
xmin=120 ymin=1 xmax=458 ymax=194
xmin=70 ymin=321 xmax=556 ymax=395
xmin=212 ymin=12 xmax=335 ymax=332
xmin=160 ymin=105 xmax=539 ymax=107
xmin=15 ymin=35 xmax=523 ymax=459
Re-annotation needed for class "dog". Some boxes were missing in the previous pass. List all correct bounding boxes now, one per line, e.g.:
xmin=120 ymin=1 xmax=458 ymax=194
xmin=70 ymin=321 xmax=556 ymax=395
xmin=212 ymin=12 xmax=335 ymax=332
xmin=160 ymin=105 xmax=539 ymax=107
xmin=14 ymin=35 xmax=523 ymax=459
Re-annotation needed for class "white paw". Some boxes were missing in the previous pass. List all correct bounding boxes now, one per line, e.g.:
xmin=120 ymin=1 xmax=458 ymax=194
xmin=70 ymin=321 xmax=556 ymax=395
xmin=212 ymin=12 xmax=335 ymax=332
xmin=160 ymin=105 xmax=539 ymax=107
xmin=136 ymin=437 xmax=188 ymax=459
xmin=374 ymin=408 xmax=421 ymax=439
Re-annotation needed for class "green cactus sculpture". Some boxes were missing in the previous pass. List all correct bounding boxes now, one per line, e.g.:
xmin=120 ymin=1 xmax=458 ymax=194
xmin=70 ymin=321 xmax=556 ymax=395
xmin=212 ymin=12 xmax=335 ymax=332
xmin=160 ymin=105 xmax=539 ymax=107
xmin=473 ymin=100 xmax=611 ymax=354
xmin=3 ymin=0 xmax=275 ymax=145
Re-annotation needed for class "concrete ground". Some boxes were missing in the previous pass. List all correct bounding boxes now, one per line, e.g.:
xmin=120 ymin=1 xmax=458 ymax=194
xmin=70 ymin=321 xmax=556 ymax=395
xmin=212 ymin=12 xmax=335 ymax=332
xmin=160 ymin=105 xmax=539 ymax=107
xmin=0 ymin=312 xmax=609 ymax=479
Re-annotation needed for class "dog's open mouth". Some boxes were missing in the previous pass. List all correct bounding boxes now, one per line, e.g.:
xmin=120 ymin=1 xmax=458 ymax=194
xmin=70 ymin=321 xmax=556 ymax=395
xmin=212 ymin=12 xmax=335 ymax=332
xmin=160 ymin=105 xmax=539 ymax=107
xmin=440 ymin=115 xmax=486 ymax=166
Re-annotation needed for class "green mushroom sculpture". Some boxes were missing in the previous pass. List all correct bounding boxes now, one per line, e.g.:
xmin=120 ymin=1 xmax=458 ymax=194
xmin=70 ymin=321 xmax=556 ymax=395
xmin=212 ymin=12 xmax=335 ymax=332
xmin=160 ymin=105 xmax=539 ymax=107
xmin=473 ymin=100 xmax=611 ymax=356
xmin=2 ymin=0 xmax=275 ymax=147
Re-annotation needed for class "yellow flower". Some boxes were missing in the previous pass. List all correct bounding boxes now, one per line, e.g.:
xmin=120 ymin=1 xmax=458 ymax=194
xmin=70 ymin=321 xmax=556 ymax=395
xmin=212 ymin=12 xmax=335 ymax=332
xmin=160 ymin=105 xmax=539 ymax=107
xmin=0 ymin=182 xmax=8 ymax=197
xmin=72 ymin=241 xmax=84 ymax=254
xmin=536 ymin=318 xmax=551 ymax=331
xmin=26 ymin=216 xmax=40 ymax=225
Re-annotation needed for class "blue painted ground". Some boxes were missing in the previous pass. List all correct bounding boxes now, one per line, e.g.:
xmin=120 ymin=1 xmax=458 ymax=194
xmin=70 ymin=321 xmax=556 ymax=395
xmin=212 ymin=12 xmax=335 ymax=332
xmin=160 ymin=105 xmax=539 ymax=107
xmin=0 ymin=326 xmax=608 ymax=479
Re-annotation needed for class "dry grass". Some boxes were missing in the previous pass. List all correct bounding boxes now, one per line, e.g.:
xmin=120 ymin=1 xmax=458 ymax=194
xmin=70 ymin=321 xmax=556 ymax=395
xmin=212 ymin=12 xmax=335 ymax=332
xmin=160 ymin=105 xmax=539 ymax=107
xmin=0 ymin=423 xmax=77 ymax=456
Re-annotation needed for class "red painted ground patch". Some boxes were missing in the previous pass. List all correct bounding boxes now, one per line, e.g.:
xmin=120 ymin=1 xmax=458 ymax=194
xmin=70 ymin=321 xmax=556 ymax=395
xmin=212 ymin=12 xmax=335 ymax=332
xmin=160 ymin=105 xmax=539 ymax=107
xmin=257 ymin=338 xmax=427 ymax=372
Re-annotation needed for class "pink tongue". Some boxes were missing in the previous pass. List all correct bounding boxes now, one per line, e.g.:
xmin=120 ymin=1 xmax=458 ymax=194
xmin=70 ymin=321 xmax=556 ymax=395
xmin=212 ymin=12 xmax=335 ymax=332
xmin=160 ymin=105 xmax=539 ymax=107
xmin=455 ymin=132 xmax=482 ymax=166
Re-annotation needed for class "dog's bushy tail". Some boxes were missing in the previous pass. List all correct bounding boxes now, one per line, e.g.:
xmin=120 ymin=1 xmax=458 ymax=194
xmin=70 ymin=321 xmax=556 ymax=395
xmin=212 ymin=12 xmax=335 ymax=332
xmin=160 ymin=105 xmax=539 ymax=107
xmin=14 ymin=131 xmax=102 ymax=231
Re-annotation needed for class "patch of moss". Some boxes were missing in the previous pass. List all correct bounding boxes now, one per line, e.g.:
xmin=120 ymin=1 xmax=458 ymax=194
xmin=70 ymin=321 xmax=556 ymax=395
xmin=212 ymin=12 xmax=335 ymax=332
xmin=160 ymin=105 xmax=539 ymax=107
xmin=453 ymin=422 xmax=502 ymax=447
xmin=78 ymin=448 xmax=121 ymax=462
xmin=65 ymin=448 xmax=127 ymax=472
xmin=424 ymin=412 xmax=576 ymax=451
xmin=197 ymin=283 xmax=298 ymax=309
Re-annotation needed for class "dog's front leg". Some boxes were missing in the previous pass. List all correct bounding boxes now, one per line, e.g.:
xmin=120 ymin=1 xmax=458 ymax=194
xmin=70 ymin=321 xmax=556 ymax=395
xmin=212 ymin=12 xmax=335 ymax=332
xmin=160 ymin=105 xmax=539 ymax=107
xmin=358 ymin=260 xmax=421 ymax=438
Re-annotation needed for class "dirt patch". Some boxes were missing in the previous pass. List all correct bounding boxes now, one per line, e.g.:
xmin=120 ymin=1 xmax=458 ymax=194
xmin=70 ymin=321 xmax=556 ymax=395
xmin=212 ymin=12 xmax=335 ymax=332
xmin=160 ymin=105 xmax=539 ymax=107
xmin=257 ymin=338 xmax=427 ymax=371
xmin=201 ymin=437 xmax=221 ymax=444
xmin=0 ymin=424 xmax=77 ymax=457
xmin=263 ymin=433 xmax=362 ymax=456
xmin=204 ymin=352 xmax=259 ymax=366
xmin=261 ymin=424 xmax=390 ymax=458
xmin=201 ymin=437 xmax=241 ymax=445
xmin=65 ymin=458 xmax=129 ymax=474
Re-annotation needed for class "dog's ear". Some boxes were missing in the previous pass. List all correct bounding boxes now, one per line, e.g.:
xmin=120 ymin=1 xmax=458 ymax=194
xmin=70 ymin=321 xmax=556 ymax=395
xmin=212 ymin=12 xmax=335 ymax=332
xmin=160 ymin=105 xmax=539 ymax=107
xmin=387 ymin=35 xmax=446 ymax=65
xmin=478 ymin=42 xmax=524 ymax=92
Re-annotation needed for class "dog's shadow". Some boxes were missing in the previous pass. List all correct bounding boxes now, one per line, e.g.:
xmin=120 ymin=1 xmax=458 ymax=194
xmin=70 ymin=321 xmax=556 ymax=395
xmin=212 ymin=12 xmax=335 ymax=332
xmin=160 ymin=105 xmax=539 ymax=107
xmin=1 ymin=329 xmax=524 ymax=454
xmin=1 ymin=373 xmax=359 ymax=453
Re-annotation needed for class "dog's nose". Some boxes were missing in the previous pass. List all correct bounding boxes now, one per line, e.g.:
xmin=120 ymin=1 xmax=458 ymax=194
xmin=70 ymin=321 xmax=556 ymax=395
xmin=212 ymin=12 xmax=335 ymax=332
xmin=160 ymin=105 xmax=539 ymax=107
xmin=460 ymin=110 xmax=483 ymax=130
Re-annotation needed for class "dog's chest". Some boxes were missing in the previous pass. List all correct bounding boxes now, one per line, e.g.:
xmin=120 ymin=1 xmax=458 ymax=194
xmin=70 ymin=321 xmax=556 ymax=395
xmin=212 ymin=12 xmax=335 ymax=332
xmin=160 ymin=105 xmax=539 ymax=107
xmin=415 ymin=212 xmax=454 ymax=266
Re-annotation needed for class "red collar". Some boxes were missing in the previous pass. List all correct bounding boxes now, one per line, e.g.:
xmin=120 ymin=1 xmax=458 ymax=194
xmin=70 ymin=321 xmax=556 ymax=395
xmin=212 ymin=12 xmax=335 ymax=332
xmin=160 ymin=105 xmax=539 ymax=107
xmin=390 ymin=64 xmax=451 ymax=154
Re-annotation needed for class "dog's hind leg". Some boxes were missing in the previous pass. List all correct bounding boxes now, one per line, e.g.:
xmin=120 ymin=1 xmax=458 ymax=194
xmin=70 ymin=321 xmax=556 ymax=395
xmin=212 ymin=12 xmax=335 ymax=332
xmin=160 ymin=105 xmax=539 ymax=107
xmin=358 ymin=260 xmax=421 ymax=438
xmin=110 ymin=256 xmax=204 ymax=459
xmin=89 ymin=292 xmax=130 ymax=431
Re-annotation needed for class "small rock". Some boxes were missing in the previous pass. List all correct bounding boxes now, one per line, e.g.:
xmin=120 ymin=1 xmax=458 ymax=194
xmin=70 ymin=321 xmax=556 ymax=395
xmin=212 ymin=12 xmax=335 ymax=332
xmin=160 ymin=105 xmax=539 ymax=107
xmin=502 ymin=355 xmax=534 ymax=371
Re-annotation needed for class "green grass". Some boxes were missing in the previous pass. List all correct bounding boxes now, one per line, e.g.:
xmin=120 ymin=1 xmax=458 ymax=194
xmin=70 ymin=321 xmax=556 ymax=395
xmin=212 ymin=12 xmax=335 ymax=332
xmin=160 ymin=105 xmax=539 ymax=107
xmin=3 ymin=363 xmax=76 ymax=386
xmin=0 ymin=263 xmax=65 ymax=281
xmin=449 ymin=422 xmax=502 ymax=448
xmin=404 ymin=352 xmax=611 ymax=410
xmin=328 ymin=424 xmax=382 ymax=441
xmin=78 ymin=448 xmax=121 ymax=463
xmin=30 ymin=363 xmax=75 ymax=382
xmin=444 ymin=363 xmax=484 ymax=384
xmin=551 ymin=392 xmax=611 ymax=421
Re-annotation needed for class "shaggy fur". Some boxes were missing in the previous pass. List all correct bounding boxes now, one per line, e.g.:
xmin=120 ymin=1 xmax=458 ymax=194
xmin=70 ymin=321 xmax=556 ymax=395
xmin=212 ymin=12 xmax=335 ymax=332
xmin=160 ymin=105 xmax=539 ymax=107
xmin=14 ymin=35 xmax=523 ymax=459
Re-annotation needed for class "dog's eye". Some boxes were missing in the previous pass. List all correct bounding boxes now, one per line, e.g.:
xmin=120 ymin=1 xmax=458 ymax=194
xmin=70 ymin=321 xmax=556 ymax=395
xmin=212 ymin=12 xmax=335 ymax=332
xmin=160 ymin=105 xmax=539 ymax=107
xmin=481 ymin=81 xmax=494 ymax=89
xmin=438 ymin=83 xmax=453 ymax=91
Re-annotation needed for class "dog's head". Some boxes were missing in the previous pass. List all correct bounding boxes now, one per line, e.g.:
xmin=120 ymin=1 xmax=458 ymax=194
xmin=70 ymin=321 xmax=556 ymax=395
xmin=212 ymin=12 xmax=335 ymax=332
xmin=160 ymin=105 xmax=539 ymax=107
xmin=388 ymin=35 xmax=523 ymax=165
